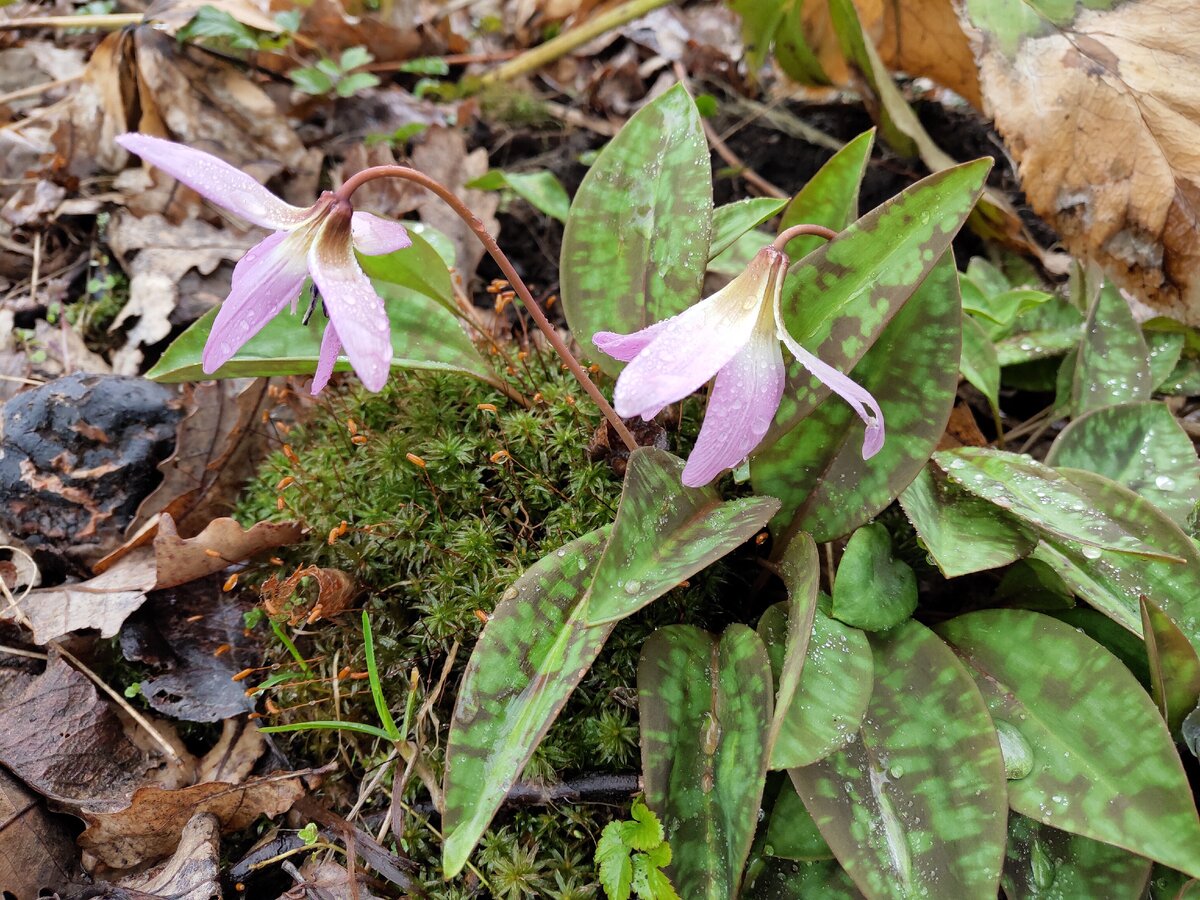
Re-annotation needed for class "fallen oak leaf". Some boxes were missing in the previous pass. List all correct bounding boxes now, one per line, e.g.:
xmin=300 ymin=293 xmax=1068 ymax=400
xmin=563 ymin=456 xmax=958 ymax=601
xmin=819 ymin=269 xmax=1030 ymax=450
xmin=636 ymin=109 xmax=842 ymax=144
xmin=79 ymin=764 xmax=332 ymax=872
xmin=152 ymin=513 xmax=303 ymax=590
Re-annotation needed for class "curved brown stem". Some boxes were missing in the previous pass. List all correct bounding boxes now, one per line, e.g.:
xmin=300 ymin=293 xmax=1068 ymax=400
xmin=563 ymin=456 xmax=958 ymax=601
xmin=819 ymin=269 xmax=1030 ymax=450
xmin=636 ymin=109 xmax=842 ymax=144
xmin=337 ymin=166 xmax=639 ymax=452
xmin=772 ymin=223 xmax=838 ymax=253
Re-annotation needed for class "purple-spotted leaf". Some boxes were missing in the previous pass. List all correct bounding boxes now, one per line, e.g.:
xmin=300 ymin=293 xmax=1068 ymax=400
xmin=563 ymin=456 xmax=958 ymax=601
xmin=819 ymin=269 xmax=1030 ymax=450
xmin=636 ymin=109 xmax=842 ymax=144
xmin=790 ymin=621 xmax=1007 ymax=900
xmin=753 ymin=253 xmax=960 ymax=542
xmin=830 ymin=524 xmax=917 ymax=632
xmin=561 ymin=84 xmax=712 ymax=375
xmin=711 ymin=198 xmax=788 ymax=260
xmin=768 ymin=160 xmax=989 ymax=446
xmin=934 ymin=449 xmax=1182 ymax=563
xmin=899 ymin=465 xmax=1037 ymax=578
xmin=441 ymin=449 xmax=777 ymax=876
xmin=1141 ymin=597 xmax=1200 ymax=736
xmin=1002 ymin=813 xmax=1153 ymax=900
xmin=1046 ymin=401 xmax=1200 ymax=529
xmin=639 ymin=624 xmax=773 ymax=900
xmin=936 ymin=610 xmax=1200 ymax=878
xmin=778 ymin=129 xmax=873 ymax=262
xmin=1068 ymin=278 xmax=1153 ymax=416
xmin=764 ymin=780 xmax=833 ymax=862
xmin=759 ymin=602 xmax=872 ymax=770
xmin=762 ymin=533 xmax=820 ymax=767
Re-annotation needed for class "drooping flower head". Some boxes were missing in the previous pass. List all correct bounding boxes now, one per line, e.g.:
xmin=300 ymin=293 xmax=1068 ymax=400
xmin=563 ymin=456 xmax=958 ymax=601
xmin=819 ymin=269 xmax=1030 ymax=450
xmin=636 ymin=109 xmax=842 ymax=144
xmin=115 ymin=133 xmax=411 ymax=394
xmin=594 ymin=244 xmax=884 ymax=487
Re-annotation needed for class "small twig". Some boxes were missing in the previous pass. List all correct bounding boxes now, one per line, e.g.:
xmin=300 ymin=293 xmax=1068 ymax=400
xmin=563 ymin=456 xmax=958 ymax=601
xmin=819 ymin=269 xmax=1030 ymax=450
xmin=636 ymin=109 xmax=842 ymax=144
xmin=0 ymin=12 xmax=142 ymax=29
xmin=479 ymin=0 xmax=675 ymax=87
xmin=0 ymin=74 xmax=81 ymax=106
xmin=0 ymin=644 xmax=48 ymax=661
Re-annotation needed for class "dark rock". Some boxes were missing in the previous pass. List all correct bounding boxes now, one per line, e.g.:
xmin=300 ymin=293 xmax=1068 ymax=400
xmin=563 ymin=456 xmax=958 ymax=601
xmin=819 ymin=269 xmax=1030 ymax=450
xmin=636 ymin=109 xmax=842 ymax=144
xmin=0 ymin=373 xmax=181 ymax=573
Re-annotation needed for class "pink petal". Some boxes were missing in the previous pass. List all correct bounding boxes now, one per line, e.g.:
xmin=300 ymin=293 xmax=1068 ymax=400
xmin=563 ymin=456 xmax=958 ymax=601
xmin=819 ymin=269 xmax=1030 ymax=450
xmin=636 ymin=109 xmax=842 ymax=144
xmin=593 ymin=319 xmax=670 ymax=363
xmin=351 ymin=212 xmax=412 ymax=256
xmin=202 ymin=231 xmax=308 ymax=374
xmin=116 ymin=133 xmax=308 ymax=231
xmin=779 ymin=332 xmax=885 ymax=460
xmin=311 ymin=322 xmax=342 ymax=395
xmin=682 ymin=312 xmax=785 ymax=487
xmin=308 ymin=234 xmax=393 ymax=392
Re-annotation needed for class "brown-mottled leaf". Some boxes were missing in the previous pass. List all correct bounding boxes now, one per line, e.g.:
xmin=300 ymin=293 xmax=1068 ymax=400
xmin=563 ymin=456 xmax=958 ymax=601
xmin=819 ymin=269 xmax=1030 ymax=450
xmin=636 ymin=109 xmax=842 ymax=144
xmin=960 ymin=0 xmax=1200 ymax=322
xmin=79 ymin=767 xmax=322 ymax=871
xmin=1142 ymin=596 xmax=1200 ymax=736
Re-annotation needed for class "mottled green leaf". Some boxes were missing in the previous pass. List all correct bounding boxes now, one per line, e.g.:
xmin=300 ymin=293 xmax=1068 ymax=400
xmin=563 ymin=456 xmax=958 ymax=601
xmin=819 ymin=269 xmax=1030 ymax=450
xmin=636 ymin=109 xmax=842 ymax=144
xmin=711 ymin=198 xmax=788 ymax=260
xmin=899 ymin=465 xmax=1037 ymax=578
xmin=759 ymin=602 xmax=872 ymax=770
xmin=763 ymin=533 xmax=820 ymax=768
xmin=774 ymin=0 xmax=830 ymax=85
xmin=441 ymin=450 xmax=777 ymax=877
xmin=1068 ymin=280 xmax=1153 ymax=416
xmin=1028 ymin=468 xmax=1200 ymax=648
xmin=994 ymin=298 xmax=1084 ymax=367
xmin=830 ymin=524 xmax=916 ymax=632
xmin=778 ymin=130 xmax=873 ymax=261
xmin=754 ymin=254 xmax=961 ymax=542
xmin=1051 ymin=608 xmax=1152 ymax=688
xmin=937 ymin=609 xmax=1200 ymax=877
xmin=934 ymin=448 xmax=1180 ymax=561
xmin=965 ymin=257 xmax=1011 ymax=297
xmin=1146 ymin=330 xmax=1187 ymax=390
xmin=1160 ymin=355 xmax=1200 ymax=397
xmin=1142 ymin=597 xmax=1200 ymax=736
xmin=960 ymin=314 xmax=1001 ymax=409
xmin=765 ymin=779 xmax=833 ymax=862
xmin=791 ymin=621 xmax=1007 ymax=900
xmin=561 ymin=84 xmax=711 ymax=374
xmin=962 ymin=286 xmax=1053 ymax=328
xmin=586 ymin=450 xmax=780 ymax=625
xmin=744 ymin=858 xmax=865 ymax=899
xmin=1045 ymin=402 xmax=1200 ymax=528
xmin=768 ymin=159 xmax=989 ymax=447
xmin=146 ymin=278 xmax=494 ymax=385
xmin=639 ymin=624 xmax=773 ymax=900
xmin=1002 ymin=813 xmax=1153 ymax=900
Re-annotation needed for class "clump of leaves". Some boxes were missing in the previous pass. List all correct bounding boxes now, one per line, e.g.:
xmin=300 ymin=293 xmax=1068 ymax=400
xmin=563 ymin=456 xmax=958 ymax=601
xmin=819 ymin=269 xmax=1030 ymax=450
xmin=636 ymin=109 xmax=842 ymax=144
xmin=290 ymin=46 xmax=381 ymax=98
xmin=595 ymin=798 xmax=679 ymax=900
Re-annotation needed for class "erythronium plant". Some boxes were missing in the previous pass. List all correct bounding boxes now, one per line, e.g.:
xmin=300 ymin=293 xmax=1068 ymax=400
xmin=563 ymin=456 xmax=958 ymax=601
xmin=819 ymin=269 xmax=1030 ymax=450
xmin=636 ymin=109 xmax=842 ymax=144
xmin=595 ymin=225 xmax=885 ymax=486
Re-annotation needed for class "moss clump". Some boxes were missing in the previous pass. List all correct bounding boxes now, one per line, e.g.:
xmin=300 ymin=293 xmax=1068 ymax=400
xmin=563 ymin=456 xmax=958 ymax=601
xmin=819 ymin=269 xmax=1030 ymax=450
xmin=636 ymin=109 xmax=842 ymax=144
xmin=237 ymin=348 xmax=744 ymax=894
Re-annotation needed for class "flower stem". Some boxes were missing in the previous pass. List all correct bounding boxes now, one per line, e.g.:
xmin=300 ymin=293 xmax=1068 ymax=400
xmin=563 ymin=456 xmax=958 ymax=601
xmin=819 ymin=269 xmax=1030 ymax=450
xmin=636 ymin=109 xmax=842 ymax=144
xmin=336 ymin=166 xmax=639 ymax=452
xmin=772 ymin=223 xmax=838 ymax=254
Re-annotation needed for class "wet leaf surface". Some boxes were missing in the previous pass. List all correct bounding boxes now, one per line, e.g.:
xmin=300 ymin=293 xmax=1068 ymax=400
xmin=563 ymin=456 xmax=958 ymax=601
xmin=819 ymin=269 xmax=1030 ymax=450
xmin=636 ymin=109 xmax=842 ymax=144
xmin=1141 ymin=597 xmax=1200 ymax=736
xmin=830 ymin=524 xmax=917 ymax=632
xmin=1067 ymin=279 xmax=1153 ymax=416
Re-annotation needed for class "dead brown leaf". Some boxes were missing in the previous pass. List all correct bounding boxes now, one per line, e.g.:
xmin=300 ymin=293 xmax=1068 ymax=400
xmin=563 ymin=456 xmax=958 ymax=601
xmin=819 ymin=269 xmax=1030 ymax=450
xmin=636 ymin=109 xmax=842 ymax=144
xmin=962 ymin=0 xmax=1200 ymax=323
xmin=411 ymin=126 xmax=499 ymax=281
xmin=79 ymin=766 xmax=326 ymax=871
xmin=154 ymin=514 xmax=303 ymax=590
xmin=115 ymin=811 xmax=221 ymax=900
xmin=0 ymin=767 xmax=79 ymax=898
xmin=261 ymin=565 xmax=359 ymax=625
xmin=0 ymin=656 xmax=183 ymax=813
xmin=291 ymin=859 xmax=386 ymax=900
xmin=196 ymin=719 xmax=265 ymax=784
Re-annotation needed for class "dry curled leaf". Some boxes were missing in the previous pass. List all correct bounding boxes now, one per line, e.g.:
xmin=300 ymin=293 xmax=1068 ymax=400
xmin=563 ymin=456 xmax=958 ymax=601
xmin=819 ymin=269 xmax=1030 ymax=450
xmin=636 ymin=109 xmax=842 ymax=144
xmin=153 ymin=513 xmax=303 ymax=590
xmin=79 ymin=766 xmax=327 ymax=871
xmin=261 ymin=565 xmax=359 ymax=625
xmin=961 ymin=0 xmax=1200 ymax=323
xmin=115 ymin=811 xmax=221 ymax=900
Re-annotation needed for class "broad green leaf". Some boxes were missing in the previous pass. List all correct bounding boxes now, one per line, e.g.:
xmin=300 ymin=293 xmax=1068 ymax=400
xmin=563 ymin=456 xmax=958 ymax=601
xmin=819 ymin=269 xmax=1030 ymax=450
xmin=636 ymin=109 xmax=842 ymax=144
xmin=759 ymin=603 xmax=872 ymax=769
xmin=965 ymin=257 xmax=1011 ymax=297
xmin=1068 ymin=280 xmax=1153 ymax=416
xmin=1026 ymin=468 xmax=1200 ymax=647
xmin=359 ymin=229 xmax=456 ymax=311
xmin=501 ymin=170 xmax=571 ymax=223
xmin=1051 ymin=608 xmax=1152 ymax=688
xmin=1045 ymin=401 xmax=1200 ymax=529
xmin=1146 ymin=330 xmax=1186 ymax=389
xmin=146 ymin=280 xmax=494 ymax=385
xmin=598 ymin=821 xmax=635 ymax=900
xmin=768 ymin=159 xmax=989 ymax=446
xmin=623 ymin=797 xmax=665 ymax=851
xmin=561 ymin=84 xmax=711 ymax=374
xmin=729 ymin=0 xmax=787 ymax=71
xmin=1142 ymin=597 xmax=1200 ymax=736
xmin=639 ymin=624 xmax=773 ymax=900
xmin=899 ymin=465 xmax=1037 ymax=578
xmin=1002 ymin=813 xmax=1153 ymax=900
xmin=763 ymin=533 xmax=820 ymax=768
xmin=1149 ymin=864 xmax=1200 ymax=900
xmin=994 ymin=298 xmax=1084 ymax=367
xmin=441 ymin=450 xmax=777 ymax=876
xmin=960 ymin=314 xmax=1001 ymax=410
xmin=997 ymin=559 xmax=1075 ymax=611
xmin=586 ymin=450 xmax=780 ymax=625
xmin=398 ymin=220 xmax=456 ymax=267
xmin=778 ymin=130 xmax=873 ymax=261
xmin=791 ymin=621 xmax=1007 ymax=900
xmin=754 ymin=253 xmax=961 ymax=542
xmin=937 ymin=610 xmax=1200 ymax=878
xmin=1160 ymin=355 xmax=1200 ymax=396
xmin=934 ymin=448 xmax=1180 ymax=561
xmin=744 ymin=859 xmax=864 ymax=899
xmin=962 ymin=287 xmax=1053 ymax=328
xmin=710 ymin=198 xmax=788 ymax=260
xmin=830 ymin=524 xmax=917 ymax=632
xmin=764 ymin=779 xmax=833 ymax=862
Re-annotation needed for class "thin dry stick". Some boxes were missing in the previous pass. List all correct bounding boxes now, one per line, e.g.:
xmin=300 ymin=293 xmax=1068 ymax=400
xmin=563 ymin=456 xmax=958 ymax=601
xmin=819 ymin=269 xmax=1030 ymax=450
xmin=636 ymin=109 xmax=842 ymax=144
xmin=0 ymin=12 xmax=142 ymax=29
xmin=0 ymin=74 xmax=81 ymax=106
xmin=703 ymin=119 xmax=788 ymax=199
xmin=335 ymin=167 xmax=639 ymax=452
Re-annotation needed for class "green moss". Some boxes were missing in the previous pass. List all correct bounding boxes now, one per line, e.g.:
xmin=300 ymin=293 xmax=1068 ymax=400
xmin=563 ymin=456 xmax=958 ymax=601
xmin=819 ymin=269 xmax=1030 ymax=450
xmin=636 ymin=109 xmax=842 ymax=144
xmin=236 ymin=348 xmax=744 ymax=893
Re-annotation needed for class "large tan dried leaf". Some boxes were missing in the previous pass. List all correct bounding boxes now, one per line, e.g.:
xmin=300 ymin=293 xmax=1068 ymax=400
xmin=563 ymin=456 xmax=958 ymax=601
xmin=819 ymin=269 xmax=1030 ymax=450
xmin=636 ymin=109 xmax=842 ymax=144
xmin=152 ymin=513 xmax=303 ymax=589
xmin=79 ymin=767 xmax=322 ymax=870
xmin=115 ymin=811 xmax=221 ymax=900
xmin=0 ymin=768 xmax=78 ymax=898
xmin=961 ymin=0 xmax=1200 ymax=323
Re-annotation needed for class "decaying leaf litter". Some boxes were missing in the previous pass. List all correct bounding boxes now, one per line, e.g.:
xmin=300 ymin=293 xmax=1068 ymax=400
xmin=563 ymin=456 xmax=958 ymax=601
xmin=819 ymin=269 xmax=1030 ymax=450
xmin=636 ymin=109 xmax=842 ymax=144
xmin=1 ymin=0 xmax=1200 ymax=897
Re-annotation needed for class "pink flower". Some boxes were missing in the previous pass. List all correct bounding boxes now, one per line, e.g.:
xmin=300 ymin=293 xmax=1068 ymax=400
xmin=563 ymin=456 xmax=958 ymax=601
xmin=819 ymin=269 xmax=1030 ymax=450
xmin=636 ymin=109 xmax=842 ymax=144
xmin=116 ymin=133 xmax=411 ymax=394
xmin=594 ymin=245 xmax=884 ymax=487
